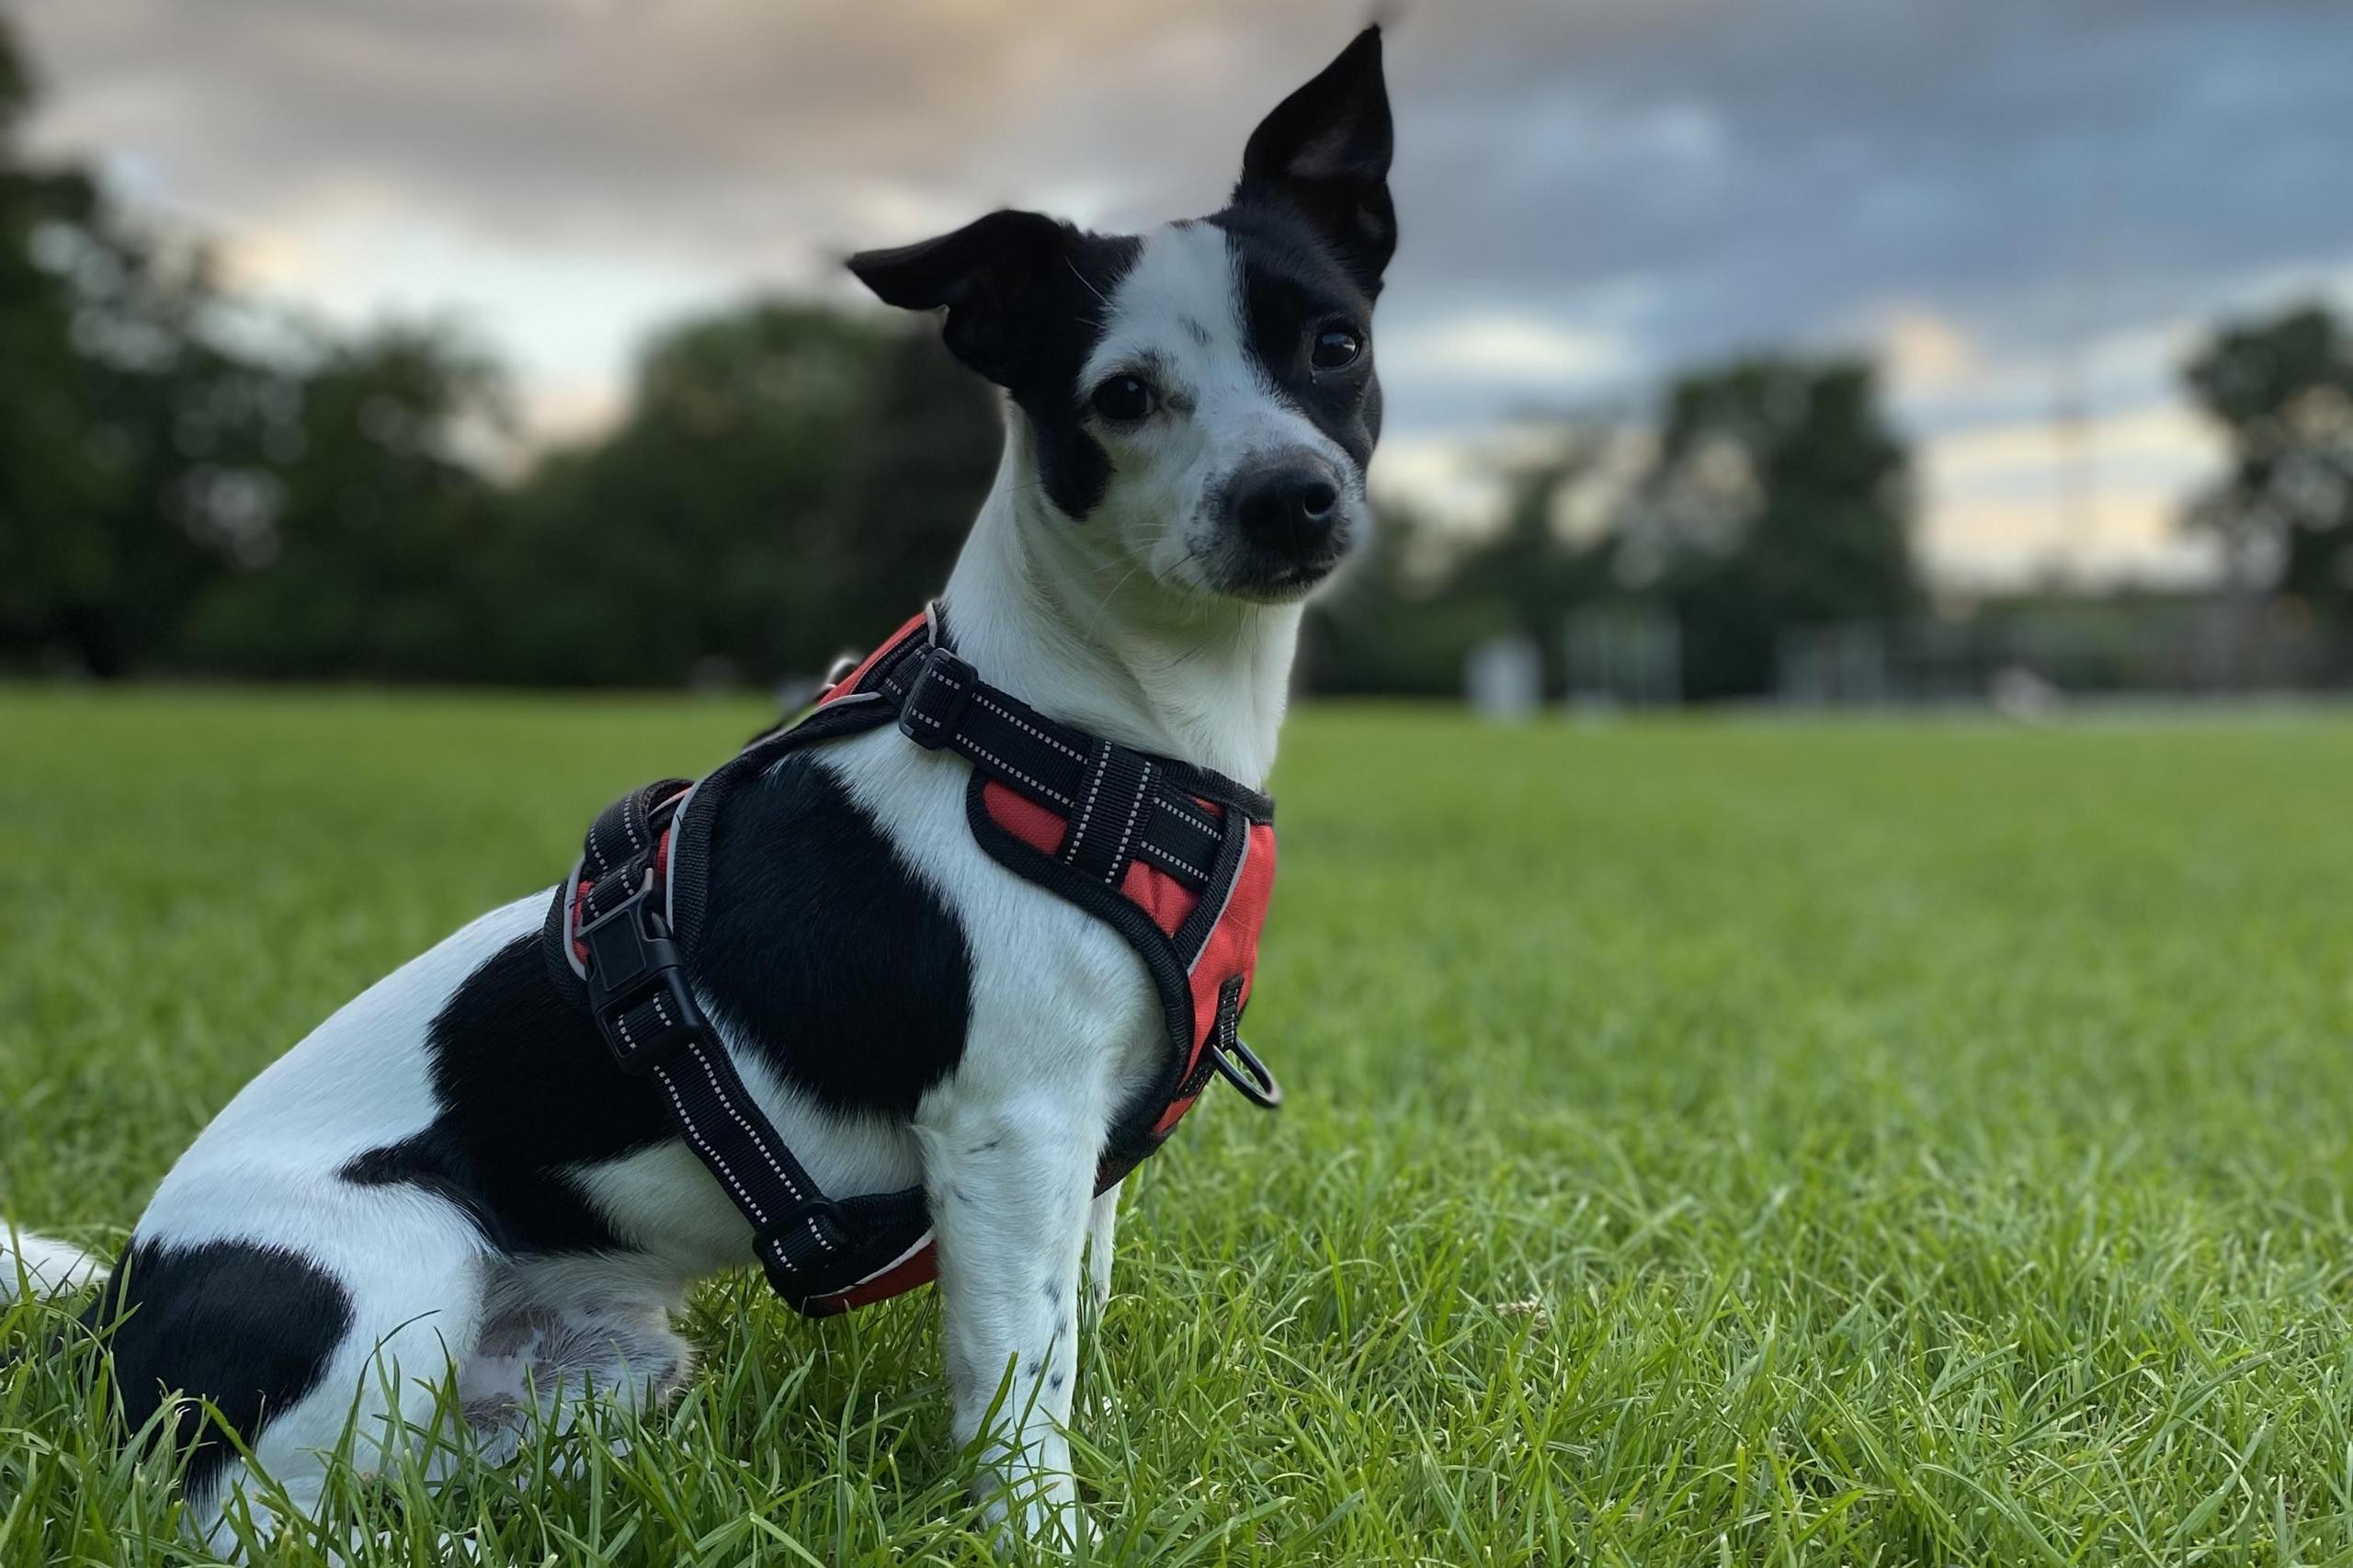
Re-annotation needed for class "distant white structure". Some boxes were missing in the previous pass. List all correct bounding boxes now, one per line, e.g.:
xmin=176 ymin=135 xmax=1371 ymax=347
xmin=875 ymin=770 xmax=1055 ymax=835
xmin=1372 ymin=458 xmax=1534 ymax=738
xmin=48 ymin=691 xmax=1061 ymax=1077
xmin=1565 ymin=608 xmax=1683 ymax=708
xmin=1465 ymin=634 xmax=1542 ymax=721
xmin=1989 ymin=665 xmax=2063 ymax=721
xmin=1777 ymin=623 xmax=1891 ymax=705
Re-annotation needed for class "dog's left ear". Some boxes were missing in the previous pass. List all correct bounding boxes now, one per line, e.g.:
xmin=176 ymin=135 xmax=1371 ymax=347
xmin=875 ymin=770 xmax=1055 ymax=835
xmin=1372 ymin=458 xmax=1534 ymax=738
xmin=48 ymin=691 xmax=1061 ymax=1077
xmin=1234 ymin=27 xmax=1395 ymax=295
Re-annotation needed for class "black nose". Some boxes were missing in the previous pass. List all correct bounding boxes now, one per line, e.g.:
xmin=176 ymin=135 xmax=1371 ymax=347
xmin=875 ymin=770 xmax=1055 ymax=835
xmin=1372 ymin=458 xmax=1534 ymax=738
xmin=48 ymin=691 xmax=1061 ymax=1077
xmin=1229 ymin=461 xmax=1344 ymax=558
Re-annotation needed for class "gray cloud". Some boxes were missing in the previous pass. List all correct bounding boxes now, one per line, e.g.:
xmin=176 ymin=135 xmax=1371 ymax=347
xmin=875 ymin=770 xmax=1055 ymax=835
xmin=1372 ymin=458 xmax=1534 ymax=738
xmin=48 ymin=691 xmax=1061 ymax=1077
xmin=17 ymin=0 xmax=2353 ymax=453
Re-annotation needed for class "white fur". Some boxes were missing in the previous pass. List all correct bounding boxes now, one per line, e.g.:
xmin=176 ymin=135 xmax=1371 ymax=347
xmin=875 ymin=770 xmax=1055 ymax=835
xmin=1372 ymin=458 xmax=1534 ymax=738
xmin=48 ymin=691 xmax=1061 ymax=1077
xmin=2 ymin=217 xmax=1348 ymax=1555
xmin=0 ymin=1227 xmax=101 ymax=1300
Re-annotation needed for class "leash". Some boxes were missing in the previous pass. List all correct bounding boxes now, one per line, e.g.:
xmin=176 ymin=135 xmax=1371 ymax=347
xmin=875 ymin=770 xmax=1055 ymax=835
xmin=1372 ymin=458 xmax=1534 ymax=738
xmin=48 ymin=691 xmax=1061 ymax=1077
xmin=542 ymin=606 xmax=1280 ymax=1315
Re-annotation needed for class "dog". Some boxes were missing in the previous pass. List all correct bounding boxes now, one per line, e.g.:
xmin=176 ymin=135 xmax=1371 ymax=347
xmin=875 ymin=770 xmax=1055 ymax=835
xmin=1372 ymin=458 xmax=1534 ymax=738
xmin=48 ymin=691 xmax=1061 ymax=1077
xmin=2 ymin=26 xmax=1393 ymax=1553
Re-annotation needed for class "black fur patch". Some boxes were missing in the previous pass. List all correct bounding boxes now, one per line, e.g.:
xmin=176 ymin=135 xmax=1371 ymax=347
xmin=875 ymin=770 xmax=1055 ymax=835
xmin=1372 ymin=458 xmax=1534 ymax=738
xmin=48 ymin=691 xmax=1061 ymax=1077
xmin=1211 ymin=201 xmax=1384 ymax=476
xmin=85 ymin=1240 xmax=352 ymax=1505
xmin=847 ymin=211 xmax=1138 ymax=520
xmin=345 ymin=757 xmax=972 ymax=1256
xmin=1003 ymin=233 xmax=1141 ymax=519
xmin=346 ymin=934 xmax=660 ymax=1256
xmin=693 ymin=754 xmax=975 ymax=1118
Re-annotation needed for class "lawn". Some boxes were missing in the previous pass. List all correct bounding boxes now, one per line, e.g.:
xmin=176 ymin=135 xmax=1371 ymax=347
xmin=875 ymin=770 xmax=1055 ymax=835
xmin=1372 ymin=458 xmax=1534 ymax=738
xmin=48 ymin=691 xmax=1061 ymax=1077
xmin=5 ymin=689 xmax=2353 ymax=1566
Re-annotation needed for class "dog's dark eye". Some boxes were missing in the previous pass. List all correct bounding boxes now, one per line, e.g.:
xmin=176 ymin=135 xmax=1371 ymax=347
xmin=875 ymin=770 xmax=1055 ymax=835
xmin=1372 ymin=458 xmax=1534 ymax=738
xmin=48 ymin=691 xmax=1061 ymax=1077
xmin=1090 ymin=375 xmax=1155 ymax=423
xmin=1311 ymin=325 xmax=1362 ymax=370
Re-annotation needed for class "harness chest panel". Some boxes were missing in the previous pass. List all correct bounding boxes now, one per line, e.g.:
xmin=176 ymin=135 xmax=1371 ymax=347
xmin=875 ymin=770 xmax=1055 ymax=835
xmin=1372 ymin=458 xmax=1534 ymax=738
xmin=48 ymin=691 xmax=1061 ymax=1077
xmin=542 ymin=607 xmax=1279 ymax=1315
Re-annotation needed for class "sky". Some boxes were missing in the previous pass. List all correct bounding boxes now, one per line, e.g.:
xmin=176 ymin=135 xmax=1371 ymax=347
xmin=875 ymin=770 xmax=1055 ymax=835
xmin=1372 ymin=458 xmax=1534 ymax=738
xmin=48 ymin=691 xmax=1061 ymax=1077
xmin=17 ymin=0 xmax=2353 ymax=589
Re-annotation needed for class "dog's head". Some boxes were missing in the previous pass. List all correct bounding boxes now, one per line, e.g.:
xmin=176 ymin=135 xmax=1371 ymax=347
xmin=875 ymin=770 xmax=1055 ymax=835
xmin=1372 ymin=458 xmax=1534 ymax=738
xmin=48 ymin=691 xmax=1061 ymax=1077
xmin=849 ymin=28 xmax=1392 ymax=605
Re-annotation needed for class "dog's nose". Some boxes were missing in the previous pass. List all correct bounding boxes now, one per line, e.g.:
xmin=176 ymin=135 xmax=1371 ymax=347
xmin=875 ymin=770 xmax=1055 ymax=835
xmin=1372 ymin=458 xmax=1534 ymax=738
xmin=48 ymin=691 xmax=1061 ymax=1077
xmin=1230 ymin=461 xmax=1343 ymax=558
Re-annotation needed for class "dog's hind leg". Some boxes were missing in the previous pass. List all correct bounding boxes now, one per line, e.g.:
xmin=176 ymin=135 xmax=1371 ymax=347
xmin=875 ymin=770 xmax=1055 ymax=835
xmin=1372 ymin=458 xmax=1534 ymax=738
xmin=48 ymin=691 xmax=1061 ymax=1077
xmin=459 ymin=1255 xmax=692 ymax=1467
xmin=99 ymin=1187 xmax=492 ymax=1561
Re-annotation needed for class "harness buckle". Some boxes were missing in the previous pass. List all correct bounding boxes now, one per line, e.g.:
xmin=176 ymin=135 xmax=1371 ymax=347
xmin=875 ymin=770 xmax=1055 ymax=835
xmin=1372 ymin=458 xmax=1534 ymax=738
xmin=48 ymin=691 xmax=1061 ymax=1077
xmin=576 ymin=873 xmax=706 ymax=1075
xmin=753 ymin=1197 xmax=855 ymax=1298
xmin=896 ymin=647 xmax=977 ymax=750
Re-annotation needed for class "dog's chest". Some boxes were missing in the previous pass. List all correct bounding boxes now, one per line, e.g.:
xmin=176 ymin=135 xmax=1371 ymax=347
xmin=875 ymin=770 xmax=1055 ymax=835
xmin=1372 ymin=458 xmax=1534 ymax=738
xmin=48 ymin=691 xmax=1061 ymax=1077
xmin=698 ymin=732 xmax=1164 ymax=1124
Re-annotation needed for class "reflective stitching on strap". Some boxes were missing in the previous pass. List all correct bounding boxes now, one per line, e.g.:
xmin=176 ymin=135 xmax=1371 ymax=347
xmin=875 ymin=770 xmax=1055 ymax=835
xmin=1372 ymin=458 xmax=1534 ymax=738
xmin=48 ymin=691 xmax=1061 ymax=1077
xmin=1154 ymin=795 xmax=1219 ymax=838
xmin=655 ymin=1057 xmax=767 ymax=1227
xmin=961 ymin=741 xmax=1074 ymax=808
xmin=973 ymin=694 xmax=1086 ymax=761
xmin=1105 ymin=758 xmax=1152 ymax=885
xmin=1063 ymin=739 xmax=1110 ymax=866
xmin=1135 ymin=839 xmax=1199 ymax=877
xmin=688 ymin=1045 xmax=815 ymax=1217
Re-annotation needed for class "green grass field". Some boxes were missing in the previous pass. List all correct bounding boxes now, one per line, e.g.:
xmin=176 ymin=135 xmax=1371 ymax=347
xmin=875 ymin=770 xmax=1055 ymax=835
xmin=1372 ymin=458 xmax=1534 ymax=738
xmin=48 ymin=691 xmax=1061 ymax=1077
xmin=6 ymin=691 xmax=2353 ymax=1566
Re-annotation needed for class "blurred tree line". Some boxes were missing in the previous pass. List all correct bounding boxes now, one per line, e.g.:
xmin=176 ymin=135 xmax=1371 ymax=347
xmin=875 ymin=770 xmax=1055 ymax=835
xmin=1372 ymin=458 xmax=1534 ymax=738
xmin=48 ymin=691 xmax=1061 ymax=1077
xmin=1315 ymin=357 xmax=1918 ymax=700
xmin=0 ymin=20 xmax=991 ymax=687
xmin=6 ymin=15 xmax=2345 ymax=699
xmin=2182 ymin=303 xmax=2353 ymax=618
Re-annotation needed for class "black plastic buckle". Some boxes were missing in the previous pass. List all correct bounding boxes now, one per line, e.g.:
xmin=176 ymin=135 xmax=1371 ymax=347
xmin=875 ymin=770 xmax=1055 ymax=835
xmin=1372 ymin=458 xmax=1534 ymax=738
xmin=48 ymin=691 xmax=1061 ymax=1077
xmin=576 ymin=873 xmax=705 ymax=1075
xmin=754 ymin=1198 xmax=853 ymax=1294
xmin=896 ymin=647 xmax=977 ymax=750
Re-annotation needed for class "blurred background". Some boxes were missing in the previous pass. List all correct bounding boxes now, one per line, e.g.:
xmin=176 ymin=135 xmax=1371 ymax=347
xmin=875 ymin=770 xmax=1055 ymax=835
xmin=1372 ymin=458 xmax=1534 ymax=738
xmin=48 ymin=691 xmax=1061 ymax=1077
xmin=5 ymin=0 xmax=2350 ymax=709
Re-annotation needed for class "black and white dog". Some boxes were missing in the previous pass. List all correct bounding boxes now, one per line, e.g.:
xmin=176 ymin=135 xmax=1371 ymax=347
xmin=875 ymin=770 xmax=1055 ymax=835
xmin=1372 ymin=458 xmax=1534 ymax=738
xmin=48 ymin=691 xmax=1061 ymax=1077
xmin=3 ymin=28 xmax=1393 ymax=1553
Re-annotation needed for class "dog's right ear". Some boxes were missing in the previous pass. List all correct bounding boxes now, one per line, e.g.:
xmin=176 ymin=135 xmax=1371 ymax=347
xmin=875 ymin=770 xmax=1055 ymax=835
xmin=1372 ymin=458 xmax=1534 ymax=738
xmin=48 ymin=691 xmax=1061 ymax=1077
xmin=847 ymin=210 xmax=1077 ymax=389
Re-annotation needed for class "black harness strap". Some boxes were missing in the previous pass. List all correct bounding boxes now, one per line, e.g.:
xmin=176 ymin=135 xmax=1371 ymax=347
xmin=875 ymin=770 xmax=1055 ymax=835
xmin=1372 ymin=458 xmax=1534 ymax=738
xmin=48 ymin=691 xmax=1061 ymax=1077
xmin=896 ymin=642 xmax=1263 ymax=888
xmin=553 ymin=610 xmax=1273 ymax=1315
xmin=563 ymin=791 xmax=929 ymax=1304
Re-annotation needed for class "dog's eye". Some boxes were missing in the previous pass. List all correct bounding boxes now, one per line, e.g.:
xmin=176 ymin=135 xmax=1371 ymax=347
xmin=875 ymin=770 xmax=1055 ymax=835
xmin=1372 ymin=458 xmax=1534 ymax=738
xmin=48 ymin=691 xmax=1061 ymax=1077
xmin=1311 ymin=325 xmax=1362 ymax=370
xmin=1089 ymin=375 xmax=1155 ymax=423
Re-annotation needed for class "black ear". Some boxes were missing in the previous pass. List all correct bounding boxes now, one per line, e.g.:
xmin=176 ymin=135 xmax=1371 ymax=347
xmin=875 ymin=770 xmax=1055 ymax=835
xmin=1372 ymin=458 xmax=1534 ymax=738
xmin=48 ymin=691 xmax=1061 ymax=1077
xmin=847 ymin=209 xmax=1077 ymax=387
xmin=1233 ymin=27 xmax=1395 ymax=294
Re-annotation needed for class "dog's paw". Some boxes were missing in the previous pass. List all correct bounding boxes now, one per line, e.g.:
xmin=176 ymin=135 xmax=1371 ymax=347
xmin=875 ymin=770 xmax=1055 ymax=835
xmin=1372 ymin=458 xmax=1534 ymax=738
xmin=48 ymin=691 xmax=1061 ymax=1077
xmin=328 ymin=1528 xmax=480 ymax=1566
xmin=979 ymin=1486 xmax=1094 ymax=1557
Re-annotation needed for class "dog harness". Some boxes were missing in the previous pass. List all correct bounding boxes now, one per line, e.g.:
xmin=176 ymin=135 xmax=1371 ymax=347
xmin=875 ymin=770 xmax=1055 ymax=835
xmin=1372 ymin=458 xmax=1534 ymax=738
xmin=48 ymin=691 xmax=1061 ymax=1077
xmin=540 ymin=605 xmax=1279 ymax=1316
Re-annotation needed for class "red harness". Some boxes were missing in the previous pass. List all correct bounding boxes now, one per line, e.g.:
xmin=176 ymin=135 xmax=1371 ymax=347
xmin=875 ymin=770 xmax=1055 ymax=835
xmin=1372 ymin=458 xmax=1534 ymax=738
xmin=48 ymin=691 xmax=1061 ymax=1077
xmin=546 ymin=606 xmax=1279 ymax=1315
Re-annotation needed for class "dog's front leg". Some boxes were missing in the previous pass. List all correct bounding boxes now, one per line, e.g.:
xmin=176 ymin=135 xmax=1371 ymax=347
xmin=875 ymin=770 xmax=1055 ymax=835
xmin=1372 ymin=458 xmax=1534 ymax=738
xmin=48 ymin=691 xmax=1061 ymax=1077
xmin=923 ymin=1085 xmax=1099 ymax=1548
xmin=1084 ymin=1183 xmax=1120 ymax=1313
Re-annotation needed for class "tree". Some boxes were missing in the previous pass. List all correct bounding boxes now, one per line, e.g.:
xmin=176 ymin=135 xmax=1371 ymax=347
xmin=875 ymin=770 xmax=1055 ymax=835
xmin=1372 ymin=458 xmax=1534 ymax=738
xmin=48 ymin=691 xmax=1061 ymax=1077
xmin=1442 ymin=427 xmax=1619 ymax=697
xmin=177 ymin=324 xmax=512 ymax=679
xmin=489 ymin=305 xmax=1004 ymax=688
xmin=2183 ymin=302 xmax=2353 ymax=617
xmin=0 ymin=23 xmax=105 ymax=665
xmin=818 ymin=327 xmax=1001 ymax=653
xmin=0 ymin=19 xmax=272 ymax=675
xmin=1303 ymin=500 xmax=1507 ymax=698
xmin=490 ymin=302 xmax=898 ymax=687
xmin=1618 ymin=356 xmax=1915 ymax=699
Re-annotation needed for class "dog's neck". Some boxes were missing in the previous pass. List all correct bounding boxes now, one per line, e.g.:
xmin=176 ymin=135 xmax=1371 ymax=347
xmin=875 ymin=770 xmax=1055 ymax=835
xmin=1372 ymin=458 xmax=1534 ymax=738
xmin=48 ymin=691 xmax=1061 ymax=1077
xmin=939 ymin=423 xmax=1302 ymax=790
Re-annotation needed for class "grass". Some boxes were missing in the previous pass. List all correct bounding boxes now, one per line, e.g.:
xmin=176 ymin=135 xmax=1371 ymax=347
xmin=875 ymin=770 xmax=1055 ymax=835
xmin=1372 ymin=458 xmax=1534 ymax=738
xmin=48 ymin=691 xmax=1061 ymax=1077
xmin=5 ymin=688 xmax=2353 ymax=1566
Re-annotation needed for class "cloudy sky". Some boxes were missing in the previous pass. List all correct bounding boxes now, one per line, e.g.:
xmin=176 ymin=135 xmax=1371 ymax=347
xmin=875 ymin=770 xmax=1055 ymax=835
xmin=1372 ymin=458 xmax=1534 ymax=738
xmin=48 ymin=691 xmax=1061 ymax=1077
xmin=17 ymin=0 xmax=2353 ymax=587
